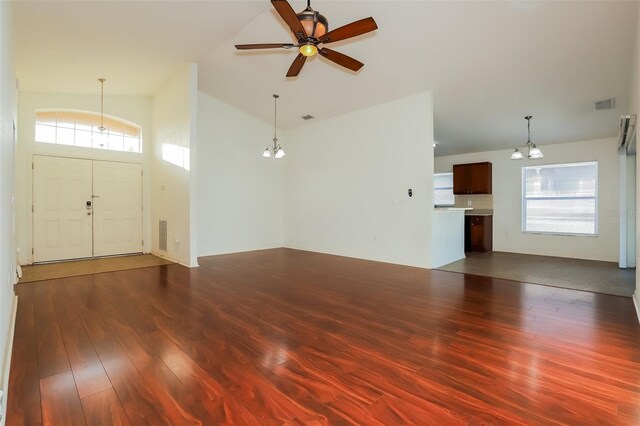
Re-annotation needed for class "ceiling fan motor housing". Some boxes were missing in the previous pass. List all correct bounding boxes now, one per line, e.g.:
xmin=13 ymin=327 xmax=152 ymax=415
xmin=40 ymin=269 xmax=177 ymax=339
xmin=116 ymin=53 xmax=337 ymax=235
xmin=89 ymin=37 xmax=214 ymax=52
xmin=297 ymin=8 xmax=328 ymax=39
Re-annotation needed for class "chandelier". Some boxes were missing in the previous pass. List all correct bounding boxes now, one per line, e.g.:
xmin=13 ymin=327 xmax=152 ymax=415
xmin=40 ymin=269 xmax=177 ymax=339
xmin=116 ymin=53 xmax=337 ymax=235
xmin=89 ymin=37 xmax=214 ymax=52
xmin=262 ymin=94 xmax=285 ymax=159
xmin=511 ymin=115 xmax=543 ymax=160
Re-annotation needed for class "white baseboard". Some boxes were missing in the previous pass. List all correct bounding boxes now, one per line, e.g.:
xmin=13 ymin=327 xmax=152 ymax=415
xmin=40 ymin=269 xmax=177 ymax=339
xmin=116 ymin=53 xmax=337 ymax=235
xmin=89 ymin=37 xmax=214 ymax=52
xmin=633 ymin=293 xmax=640 ymax=326
xmin=149 ymin=250 xmax=198 ymax=268
xmin=1 ymin=295 xmax=18 ymax=426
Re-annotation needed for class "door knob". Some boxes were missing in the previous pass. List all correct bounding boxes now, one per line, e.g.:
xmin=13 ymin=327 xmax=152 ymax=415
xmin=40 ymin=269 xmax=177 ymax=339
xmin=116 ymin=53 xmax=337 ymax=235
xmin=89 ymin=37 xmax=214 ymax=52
xmin=87 ymin=212 xmax=91 ymax=216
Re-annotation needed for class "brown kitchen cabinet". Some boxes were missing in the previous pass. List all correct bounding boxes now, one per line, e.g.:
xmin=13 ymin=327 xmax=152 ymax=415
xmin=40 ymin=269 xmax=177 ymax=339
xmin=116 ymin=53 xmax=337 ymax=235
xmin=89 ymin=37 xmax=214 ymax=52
xmin=465 ymin=215 xmax=493 ymax=252
xmin=453 ymin=162 xmax=492 ymax=194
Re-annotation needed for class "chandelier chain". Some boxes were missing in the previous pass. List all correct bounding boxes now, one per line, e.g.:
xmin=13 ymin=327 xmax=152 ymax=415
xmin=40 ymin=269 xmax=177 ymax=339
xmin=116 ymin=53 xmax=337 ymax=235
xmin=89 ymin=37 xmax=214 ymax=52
xmin=273 ymin=94 xmax=278 ymax=143
xmin=98 ymin=78 xmax=106 ymax=133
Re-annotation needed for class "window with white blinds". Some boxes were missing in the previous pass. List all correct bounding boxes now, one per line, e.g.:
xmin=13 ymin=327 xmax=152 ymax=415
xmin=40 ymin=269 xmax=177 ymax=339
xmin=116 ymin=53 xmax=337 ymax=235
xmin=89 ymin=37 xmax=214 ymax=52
xmin=522 ymin=161 xmax=597 ymax=235
xmin=434 ymin=172 xmax=455 ymax=206
xmin=35 ymin=110 xmax=142 ymax=153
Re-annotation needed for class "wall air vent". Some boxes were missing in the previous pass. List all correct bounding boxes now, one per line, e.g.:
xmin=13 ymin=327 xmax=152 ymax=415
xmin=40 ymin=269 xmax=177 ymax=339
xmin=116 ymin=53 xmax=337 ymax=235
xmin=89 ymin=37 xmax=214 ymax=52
xmin=595 ymin=98 xmax=615 ymax=110
xmin=301 ymin=115 xmax=314 ymax=120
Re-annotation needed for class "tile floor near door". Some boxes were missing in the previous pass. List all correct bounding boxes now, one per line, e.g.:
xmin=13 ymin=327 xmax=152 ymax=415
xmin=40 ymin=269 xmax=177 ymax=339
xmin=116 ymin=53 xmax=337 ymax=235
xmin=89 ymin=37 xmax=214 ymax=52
xmin=438 ymin=251 xmax=635 ymax=297
xmin=19 ymin=254 xmax=174 ymax=283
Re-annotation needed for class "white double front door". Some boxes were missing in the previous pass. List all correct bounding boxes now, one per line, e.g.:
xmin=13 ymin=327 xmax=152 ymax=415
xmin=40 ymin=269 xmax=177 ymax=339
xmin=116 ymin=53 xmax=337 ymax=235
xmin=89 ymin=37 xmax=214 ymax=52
xmin=33 ymin=155 xmax=143 ymax=262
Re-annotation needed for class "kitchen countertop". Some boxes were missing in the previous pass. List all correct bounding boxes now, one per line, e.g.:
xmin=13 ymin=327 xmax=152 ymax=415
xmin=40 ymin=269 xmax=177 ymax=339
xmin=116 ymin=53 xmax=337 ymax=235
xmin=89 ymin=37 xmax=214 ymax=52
xmin=465 ymin=209 xmax=493 ymax=216
xmin=434 ymin=207 xmax=473 ymax=211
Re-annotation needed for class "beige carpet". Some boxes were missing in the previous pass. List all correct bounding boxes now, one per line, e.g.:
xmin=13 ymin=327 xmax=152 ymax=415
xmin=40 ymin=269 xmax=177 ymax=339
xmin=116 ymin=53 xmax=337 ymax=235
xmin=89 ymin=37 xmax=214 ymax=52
xmin=20 ymin=254 xmax=174 ymax=283
xmin=438 ymin=251 xmax=635 ymax=297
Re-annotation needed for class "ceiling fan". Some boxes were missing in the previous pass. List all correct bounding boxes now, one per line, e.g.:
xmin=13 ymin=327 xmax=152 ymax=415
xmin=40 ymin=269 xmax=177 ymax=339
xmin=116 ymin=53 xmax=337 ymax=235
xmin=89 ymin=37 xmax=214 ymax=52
xmin=235 ymin=0 xmax=378 ymax=77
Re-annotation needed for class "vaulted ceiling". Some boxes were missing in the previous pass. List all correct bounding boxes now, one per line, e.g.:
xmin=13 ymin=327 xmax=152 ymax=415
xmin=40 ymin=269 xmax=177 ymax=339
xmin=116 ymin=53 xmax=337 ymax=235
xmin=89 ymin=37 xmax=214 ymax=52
xmin=13 ymin=1 xmax=639 ymax=156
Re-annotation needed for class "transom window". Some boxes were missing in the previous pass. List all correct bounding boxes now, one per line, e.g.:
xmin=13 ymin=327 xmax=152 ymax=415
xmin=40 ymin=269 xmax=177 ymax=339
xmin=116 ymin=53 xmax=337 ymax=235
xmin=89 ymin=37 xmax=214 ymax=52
xmin=434 ymin=172 xmax=455 ymax=207
xmin=522 ymin=161 xmax=597 ymax=236
xmin=35 ymin=110 xmax=142 ymax=153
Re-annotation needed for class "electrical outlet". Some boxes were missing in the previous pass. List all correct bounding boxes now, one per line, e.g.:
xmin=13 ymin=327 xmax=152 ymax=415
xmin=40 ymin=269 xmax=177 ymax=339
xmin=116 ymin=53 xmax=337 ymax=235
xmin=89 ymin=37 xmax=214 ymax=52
xmin=467 ymin=200 xmax=472 ymax=207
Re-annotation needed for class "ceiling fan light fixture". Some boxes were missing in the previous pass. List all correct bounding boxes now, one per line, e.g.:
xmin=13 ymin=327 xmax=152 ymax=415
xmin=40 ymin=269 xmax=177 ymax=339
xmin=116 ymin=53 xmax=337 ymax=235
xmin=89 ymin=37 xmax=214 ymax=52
xmin=299 ymin=43 xmax=318 ymax=57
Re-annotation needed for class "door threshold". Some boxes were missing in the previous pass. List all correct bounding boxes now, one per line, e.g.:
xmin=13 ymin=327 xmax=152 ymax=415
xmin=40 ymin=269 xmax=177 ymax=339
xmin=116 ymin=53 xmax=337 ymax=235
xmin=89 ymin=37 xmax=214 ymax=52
xmin=33 ymin=252 xmax=144 ymax=265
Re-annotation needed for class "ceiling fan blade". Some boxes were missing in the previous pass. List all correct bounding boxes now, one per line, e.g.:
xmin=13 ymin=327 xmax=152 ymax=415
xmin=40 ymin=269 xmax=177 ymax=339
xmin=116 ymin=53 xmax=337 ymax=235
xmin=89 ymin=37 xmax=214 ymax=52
xmin=235 ymin=43 xmax=295 ymax=50
xmin=318 ymin=48 xmax=364 ymax=72
xmin=286 ymin=53 xmax=307 ymax=77
xmin=319 ymin=17 xmax=378 ymax=44
xmin=271 ymin=0 xmax=307 ymax=40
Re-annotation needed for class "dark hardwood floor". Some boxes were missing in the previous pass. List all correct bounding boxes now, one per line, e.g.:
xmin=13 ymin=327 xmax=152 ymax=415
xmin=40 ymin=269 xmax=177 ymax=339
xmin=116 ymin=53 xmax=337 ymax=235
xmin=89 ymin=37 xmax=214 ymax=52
xmin=6 ymin=248 xmax=640 ymax=425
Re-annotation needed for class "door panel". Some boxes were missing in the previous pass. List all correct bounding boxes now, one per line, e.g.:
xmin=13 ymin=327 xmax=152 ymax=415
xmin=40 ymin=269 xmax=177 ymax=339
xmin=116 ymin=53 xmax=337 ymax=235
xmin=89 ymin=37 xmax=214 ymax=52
xmin=33 ymin=156 xmax=93 ymax=262
xmin=92 ymin=161 xmax=143 ymax=256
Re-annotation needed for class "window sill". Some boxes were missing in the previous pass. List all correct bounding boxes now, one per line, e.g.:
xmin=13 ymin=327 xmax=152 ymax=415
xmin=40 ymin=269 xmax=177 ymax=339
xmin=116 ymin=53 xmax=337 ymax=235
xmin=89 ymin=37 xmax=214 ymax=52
xmin=522 ymin=231 xmax=598 ymax=238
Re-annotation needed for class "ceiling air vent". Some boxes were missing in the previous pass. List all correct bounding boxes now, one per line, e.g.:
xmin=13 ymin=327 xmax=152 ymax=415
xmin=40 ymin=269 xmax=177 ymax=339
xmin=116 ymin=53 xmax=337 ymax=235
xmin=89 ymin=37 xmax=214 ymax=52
xmin=595 ymin=98 xmax=615 ymax=110
xmin=301 ymin=115 xmax=314 ymax=120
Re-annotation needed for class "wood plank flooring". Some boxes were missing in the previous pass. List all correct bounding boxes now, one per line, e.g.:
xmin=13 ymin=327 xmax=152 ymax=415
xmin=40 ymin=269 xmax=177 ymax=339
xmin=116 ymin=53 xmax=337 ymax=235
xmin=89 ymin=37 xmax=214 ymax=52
xmin=6 ymin=248 xmax=640 ymax=425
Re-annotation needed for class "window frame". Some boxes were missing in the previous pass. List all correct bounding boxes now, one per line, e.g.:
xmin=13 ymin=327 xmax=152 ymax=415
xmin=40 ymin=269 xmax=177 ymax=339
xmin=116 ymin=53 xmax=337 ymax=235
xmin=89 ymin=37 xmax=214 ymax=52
xmin=521 ymin=161 xmax=598 ymax=237
xmin=34 ymin=109 xmax=143 ymax=154
xmin=434 ymin=172 xmax=455 ymax=207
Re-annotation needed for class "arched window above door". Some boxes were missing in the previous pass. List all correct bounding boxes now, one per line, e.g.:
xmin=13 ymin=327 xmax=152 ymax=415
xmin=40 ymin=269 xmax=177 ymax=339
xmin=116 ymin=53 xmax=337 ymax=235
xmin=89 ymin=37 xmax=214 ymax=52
xmin=35 ymin=110 xmax=142 ymax=153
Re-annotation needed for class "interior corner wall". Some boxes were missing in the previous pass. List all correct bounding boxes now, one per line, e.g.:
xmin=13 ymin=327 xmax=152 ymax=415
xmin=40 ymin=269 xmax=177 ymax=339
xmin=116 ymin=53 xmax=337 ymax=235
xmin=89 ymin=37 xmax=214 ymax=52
xmin=151 ymin=63 xmax=198 ymax=267
xmin=187 ymin=68 xmax=199 ymax=268
xmin=196 ymin=92 xmax=284 ymax=256
xmin=0 ymin=0 xmax=17 ymax=421
xmin=435 ymin=138 xmax=620 ymax=262
xmin=283 ymin=92 xmax=434 ymax=268
xmin=15 ymin=92 xmax=152 ymax=266
xmin=632 ymin=2 xmax=640 ymax=299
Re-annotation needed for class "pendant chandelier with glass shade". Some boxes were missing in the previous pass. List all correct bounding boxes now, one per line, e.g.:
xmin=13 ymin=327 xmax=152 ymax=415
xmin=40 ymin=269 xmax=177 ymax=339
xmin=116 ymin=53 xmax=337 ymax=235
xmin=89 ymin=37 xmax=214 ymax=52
xmin=510 ymin=115 xmax=543 ymax=160
xmin=263 ymin=94 xmax=285 ymax=159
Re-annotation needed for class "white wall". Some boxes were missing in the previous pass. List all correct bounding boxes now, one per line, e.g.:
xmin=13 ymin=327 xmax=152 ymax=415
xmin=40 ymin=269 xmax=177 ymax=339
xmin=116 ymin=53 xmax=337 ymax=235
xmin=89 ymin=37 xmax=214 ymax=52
xmin=631 ymin=2 xmax=640 ymax=311
xmin=0 ymin=0 xmax=17 ymax=421
xmin=283 ymin=92 xmax=434 ymax=268
xmin=196 ymin=92 xmax=284 ymax=256
xmin=435 ymin=138 xmax=620 ymax=262
xmin=624 ymin=153 xmax=636 ymax=267
xmin=151 ymin=64 xmax=199 ymax=267
xmin=16 ymin=92 xmax=152 ymax=265
xmin=431 ymin=210 xmax=465 ymax=268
